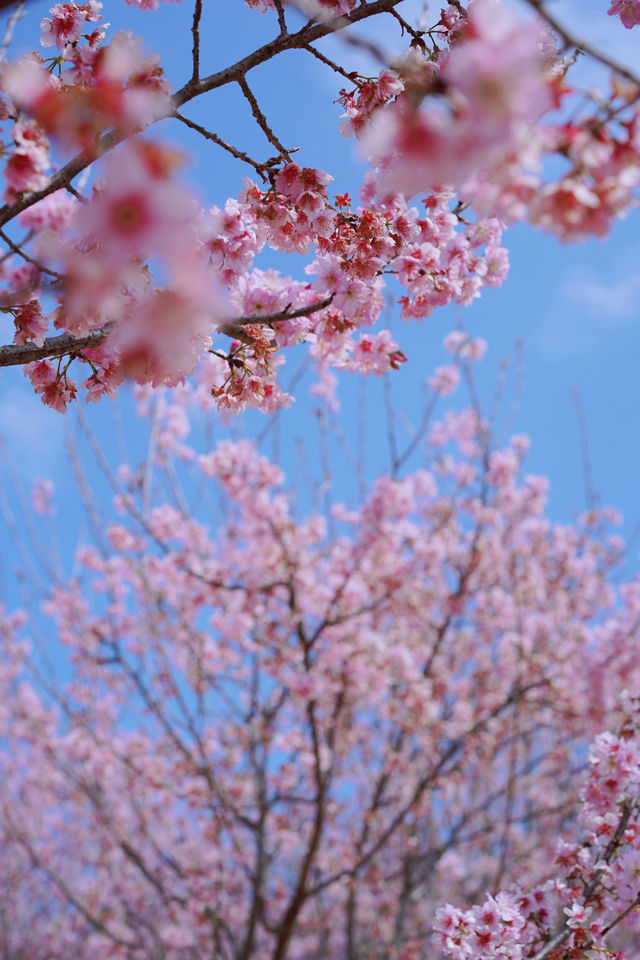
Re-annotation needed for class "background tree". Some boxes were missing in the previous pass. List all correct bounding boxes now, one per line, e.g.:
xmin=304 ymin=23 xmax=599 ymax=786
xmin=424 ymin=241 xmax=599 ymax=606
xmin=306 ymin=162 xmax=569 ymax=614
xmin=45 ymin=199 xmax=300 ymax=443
xmin=1 ymin=383 xmax=640 ymax=959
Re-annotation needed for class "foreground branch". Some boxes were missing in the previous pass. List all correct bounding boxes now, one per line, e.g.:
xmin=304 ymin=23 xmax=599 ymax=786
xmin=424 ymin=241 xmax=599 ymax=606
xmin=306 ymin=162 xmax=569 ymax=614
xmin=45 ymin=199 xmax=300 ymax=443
xmin=217 ymin=295 xmax=334 ymax=341
xmin=0 ymin=0 xmax=404 ymax=232
xmin=0 ymin=298 xmax=333 ymax=367
xmin=0 ymin=324 xmax=113 ymax=368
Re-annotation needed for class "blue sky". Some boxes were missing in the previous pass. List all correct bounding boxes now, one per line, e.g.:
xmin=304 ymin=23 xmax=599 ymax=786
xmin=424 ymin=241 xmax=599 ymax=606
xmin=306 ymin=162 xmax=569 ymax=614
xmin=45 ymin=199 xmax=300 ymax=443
xmin=0 ymin=0 xmax=639 ymax=598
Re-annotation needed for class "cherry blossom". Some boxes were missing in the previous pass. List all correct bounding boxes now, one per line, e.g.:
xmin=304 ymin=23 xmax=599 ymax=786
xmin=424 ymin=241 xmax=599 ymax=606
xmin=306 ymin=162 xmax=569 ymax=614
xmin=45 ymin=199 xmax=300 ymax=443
xmin=608 ymin=0 xmax=640 ymax=27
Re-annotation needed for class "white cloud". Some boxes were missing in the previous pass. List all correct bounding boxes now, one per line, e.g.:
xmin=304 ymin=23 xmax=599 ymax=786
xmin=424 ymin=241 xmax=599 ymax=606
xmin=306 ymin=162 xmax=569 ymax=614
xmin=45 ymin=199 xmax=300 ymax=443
xmin=532 ymin=251 xmax=640 ymax=358
xmin=562 ymin=267 xmax=640 ymax=322
xmin=0 ymin=380 xmax=65 ymax=474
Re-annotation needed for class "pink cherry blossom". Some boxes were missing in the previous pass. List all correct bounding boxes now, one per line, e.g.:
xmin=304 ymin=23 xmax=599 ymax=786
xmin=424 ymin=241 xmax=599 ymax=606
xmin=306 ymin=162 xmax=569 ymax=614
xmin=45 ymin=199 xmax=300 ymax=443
xmin=608 ymin=0 xmax=640 ymax=27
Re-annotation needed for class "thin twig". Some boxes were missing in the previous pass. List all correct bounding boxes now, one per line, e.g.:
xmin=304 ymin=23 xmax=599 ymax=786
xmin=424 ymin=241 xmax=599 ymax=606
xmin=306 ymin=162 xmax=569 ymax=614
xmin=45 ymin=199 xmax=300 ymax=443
xmin=0 ymin=227 xmax=62 ymax=279
xmin=524 ymin=0 xmax=640 ymax=88
xmin=191 ymin=0 xmax=203 ymax=81
xmin=570 ymin=385 xmax=597 ymax=510
xmin=0 ymin=0 xmax=25 ymax=63
xmin=175 ymin=111 xmax=274 ymax=179
xmin=304 ymin=43 xmax=361 ymax=83
xmin=388 ymin=7 xmax=426 ymax=48
xmin=238 ymin=76 xmax=292 ymax=161
xmin=394 ymin=393 xmax=437 ymax=474
xmin=383 ymin=373 xmax=399 ymax=475
xmin=273 ymin=0 xmax=288 ymax=34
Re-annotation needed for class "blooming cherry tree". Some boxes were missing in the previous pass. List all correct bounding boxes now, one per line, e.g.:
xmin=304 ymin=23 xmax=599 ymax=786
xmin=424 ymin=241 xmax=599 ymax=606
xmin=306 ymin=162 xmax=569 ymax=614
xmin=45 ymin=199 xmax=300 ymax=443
xmin=0 ymin=381 xmax=640 ymax=957
xmin=0 ymin=1 xmax=640 ymax=956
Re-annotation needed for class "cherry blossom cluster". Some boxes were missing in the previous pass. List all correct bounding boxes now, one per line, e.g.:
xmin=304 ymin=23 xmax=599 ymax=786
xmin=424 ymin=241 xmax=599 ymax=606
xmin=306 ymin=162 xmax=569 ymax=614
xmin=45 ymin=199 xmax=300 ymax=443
xmin=0 ymin=0 xmax=510 ymax=414
xmin=13 ymin=139 xmax=222 ymax=409
xmin=337 ymin=68 xmax=404 ymax=138
xmin=437 ymin=706 xmax=640 ymax=960
xmin=608 ymin=0 xmax=640 ymax=28
xmin=335 ymin=0 xmax=640 ymax=241
xmin=199 ymin=164 xmax=507 ymax=408
xmin=0 ymin=0 xmax=637 ymax=411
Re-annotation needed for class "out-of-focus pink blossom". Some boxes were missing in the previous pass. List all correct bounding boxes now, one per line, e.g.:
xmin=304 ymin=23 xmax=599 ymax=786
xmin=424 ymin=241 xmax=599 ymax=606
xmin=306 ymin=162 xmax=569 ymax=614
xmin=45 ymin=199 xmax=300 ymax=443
xmin=31 ymin=478 xmax=56 ymax=516
xmin=428 ymin=364 xmax=460 ymax=396
xmin=608 ymin=0 xmax=640 ymax=27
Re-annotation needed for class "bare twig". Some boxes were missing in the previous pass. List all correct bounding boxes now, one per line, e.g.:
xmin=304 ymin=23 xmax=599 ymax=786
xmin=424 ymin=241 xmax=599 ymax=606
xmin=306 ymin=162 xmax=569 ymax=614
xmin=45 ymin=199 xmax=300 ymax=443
xmin=175 ymin=111 xmax=275 ymax=179
xmin=393 ymin=392 xmax=437 ymax=474
xmin=570 ymin=385 xmax=597 ymax=510
xmin=524 ymin=0 xmax=640 ymax=88
xmin=0 ymin=0 xmax=25 ymax=63
xmin=388 ymin=7 xmax=427 ymax=49
xmin=191 ymin=0 xmax=203 ymax=81
xmin=273 ymin=0 xmax=288 ymax=34
xmin=0 ymin=227 xmax=62 ymax=280
xmin=304 ymin=43 xmax=361 ymax=83
xmin=238 ymin=76 xmax=293 ymax=161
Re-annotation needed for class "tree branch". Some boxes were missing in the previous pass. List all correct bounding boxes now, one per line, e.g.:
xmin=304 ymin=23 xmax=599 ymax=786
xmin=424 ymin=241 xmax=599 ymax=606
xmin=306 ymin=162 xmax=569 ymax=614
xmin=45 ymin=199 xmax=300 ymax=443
xmin=238 ymin=76 xmax=292 ymax=161
xmin=530 ymin=801 xmax=635 ymax=960
xmin=191 ymin=0 xmax=203 ymax=82
xmin=217 ymin=296 xmax=334 ymax=344
xmin=175 ymin=111 xmax=276 ymax=180
xmin=0 ymin=323 xmax=113 ymax=368
xmin=524 ymin=0 xmax=640 ymax=88
xmin=0 ymin=227 xmax=62 ymax=279
xmin=0 ymin=0 xmax=405 ymax=232
xmin=0 ymin=297 xmax=333 ymax=367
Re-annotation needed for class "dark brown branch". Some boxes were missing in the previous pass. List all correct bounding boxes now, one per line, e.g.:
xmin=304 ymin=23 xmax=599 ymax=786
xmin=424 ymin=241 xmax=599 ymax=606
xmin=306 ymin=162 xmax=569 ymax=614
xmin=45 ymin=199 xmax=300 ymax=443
xmin=238 ymin=76 xmax=292 ymax=161
xmin=217 ymin=296 xmax=334 ymax=342
xmin=0 ymin=227 xmax=62 ymax=279
xmin=0 ymin=0 xmax=404 ymax=231
xmin=0 ymin=298 xmax=333 ymax=367
xmin=191 ymin=0 xmax=203 ymax=81
xmin=0 ymin=323 xmax=113 ymax=368
xmin=304 ymin=42 xmax=361 ymax=83
xmin=273 ymin=0 xmax=288 ymax=35
xmin=175 ymin=111 xmax=274 ymax=179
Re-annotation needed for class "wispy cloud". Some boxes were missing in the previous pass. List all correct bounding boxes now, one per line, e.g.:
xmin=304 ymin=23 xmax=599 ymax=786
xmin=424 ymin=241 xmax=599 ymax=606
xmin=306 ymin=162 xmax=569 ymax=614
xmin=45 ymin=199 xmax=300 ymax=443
xmin=0 ymin=382 xmax=65 ymax=474
xmin=562 ymin=267 xmax=640 ymax=323
xmin=533 ymin=253 xmax=640 ymax=359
